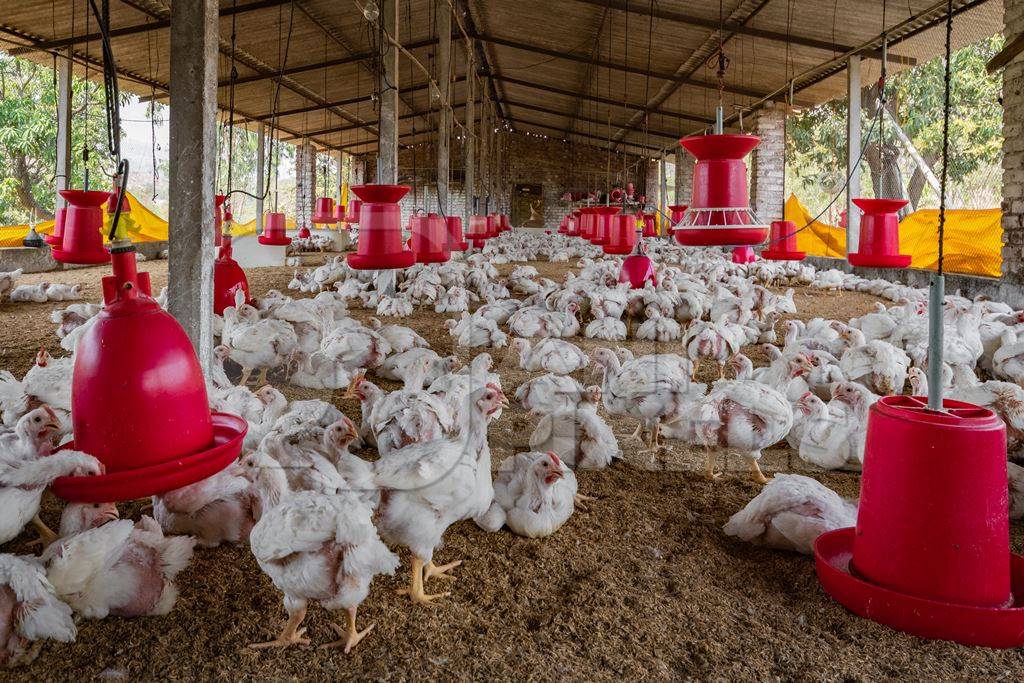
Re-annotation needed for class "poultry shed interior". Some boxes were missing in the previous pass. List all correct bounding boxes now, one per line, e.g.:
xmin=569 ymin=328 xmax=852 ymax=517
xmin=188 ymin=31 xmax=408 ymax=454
xmin=2 ymin=0 xmax=1024 ymax=679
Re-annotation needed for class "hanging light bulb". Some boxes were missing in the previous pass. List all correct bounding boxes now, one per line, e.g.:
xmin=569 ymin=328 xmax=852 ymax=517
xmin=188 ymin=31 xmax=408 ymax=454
xmin=362 ymin=1 xmax=379 ymax=21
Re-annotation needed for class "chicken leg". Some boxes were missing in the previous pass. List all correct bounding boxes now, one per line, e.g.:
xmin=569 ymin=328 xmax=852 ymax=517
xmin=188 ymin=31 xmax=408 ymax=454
xmin=250 ymin=604 xmax=310 ymax=649
xmin=703 ymin=448 xmax=720 ymax=481
xmin=238 ymin=366 xmax=253 ymax=387
xmin=424 ymin=559 xmax=461 ymax=582
xmin=30 ymin=515 xmax=58 ymax=547
xmin=321 ymin=606 xmax=374 ymax=653
xmin=574 ymin=493 xmax=597 ymax=511
xmin=256 ymin=368 xmax=269 ymax=386
xmin=396 ymin=556 xmax=450 ymax=604
xmin=746 ymin=456 xmax=769 ymax=484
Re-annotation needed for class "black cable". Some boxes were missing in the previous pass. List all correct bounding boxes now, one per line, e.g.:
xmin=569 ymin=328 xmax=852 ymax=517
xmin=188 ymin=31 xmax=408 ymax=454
xmin=937 ymin=0 xmax=953 ymax=276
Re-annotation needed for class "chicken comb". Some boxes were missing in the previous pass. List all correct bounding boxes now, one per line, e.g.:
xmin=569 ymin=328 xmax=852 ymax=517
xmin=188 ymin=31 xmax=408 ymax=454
xmin=546 ymin=451 xmax=562 ymax=468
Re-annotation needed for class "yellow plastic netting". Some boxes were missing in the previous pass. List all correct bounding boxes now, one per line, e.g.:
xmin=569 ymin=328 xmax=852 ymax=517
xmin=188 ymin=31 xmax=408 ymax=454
xmin=784 ymin=194 xmax=1003 ymax=278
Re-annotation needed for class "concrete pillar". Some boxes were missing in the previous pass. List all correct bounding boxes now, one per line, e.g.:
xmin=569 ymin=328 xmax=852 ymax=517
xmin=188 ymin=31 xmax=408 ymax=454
xmin=436 ymin=6 xmax=452 ymax=215
xmin=750 ymin=101 xmax=786 ymax=224
xmin=256 ymin=123 xmax=265 ymax=235
xmin=336 ymin=150 xmax=344 ymax=204
xmin=463 ymin=49 xmax=476 ymax=220
xmin=295 ymin=141 xmax=316 ymax=229
xmin=674 ymin=145 xmax=693 ymax=205
xmin=168 ymin=0 xmax=218 ymax=372
xmin=847 ymin=55 xmax=862 ymax=252
xmin=480 ymin=89 xmax=490 ymax=212
xmin=659 ymin=156 xmax=668 ymax=236
xmin=55 ymin=48 xmax=73 ymax=210
xmin=377 ymin=0 xmax=399 ymax=184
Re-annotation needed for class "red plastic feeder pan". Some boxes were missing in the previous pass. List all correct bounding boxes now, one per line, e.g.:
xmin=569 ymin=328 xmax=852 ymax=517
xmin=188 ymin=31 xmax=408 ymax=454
xmin=578 ymin=207 xmax=598 ymax=241
xmin=815 ymin=394 xmax=1024 ymax=648
xmin=466 ymin=215 xmax=489 ymax=249
xmin=603 ymin=213 xmax=638 ymax=255
xmin=312 ymin=197 xmax=339 ymax=225
xmin=846 ymin=198 xmax=912 ymax=269
xmin=45 ymin=206 xmax=66 ymax=246
xmin=412 ymin=213 xmax=451 ymax=264
xmin=446 ymin=215 xmax=468 ymax=252
xmin=761 ymin=220 xmax=806 ymax=261
xmin=567 ymin=210 xmax=582 ymax=237
xmin=346 ymin=184 xmax=416 ymax=270
xmin=673 ymin=134 xmax=768 ymax=248
xmin=590 ymin=206 xmax=620 ymax=246
xmin=259 ymin=212 xmax=292 ymax=246
xmin=343 ymin=199 xmax=361 ymax=224
xmin=51 ymin=189 xmax=111 ymax=265
xmin=51 ymin=247 xmax=245 ymax=502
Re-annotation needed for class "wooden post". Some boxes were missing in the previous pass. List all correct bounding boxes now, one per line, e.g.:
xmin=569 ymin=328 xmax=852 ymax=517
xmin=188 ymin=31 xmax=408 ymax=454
xmin=480 ymin=85 xmax=490 ymax=212
xmin=55 ymin=47 xmax=73 ymax=210
xmin=659 ymin=156 xmax=668 ymax=237
xmin=463 ymin=46 xmax=476 ymax=220
xmin=168 ymin=0 xmax=218 ymax=372
xmin=256 ymin=122 xmax=265 ymax=235
xmin=847 ymin=55 xmax=862 ymax=253
xmin=436 ymin=5 xmax=452 ymax=215
xmin=377 ymin=0 xmax=399 ymax=184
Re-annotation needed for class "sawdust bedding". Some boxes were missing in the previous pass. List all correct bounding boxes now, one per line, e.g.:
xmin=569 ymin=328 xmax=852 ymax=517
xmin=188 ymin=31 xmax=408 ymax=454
xmin=2 ymin=252 xmax=1023 ymax=681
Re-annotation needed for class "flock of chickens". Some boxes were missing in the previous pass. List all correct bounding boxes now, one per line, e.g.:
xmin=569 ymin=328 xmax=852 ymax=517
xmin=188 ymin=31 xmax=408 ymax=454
xmin=1 ymin=228 xmax=1024 ymax=665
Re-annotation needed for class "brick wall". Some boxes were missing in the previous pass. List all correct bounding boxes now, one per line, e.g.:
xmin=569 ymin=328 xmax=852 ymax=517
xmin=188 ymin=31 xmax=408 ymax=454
xmin=675 ymin=146 xmax=694 ymax=205
xmin=750 ymin=101 xmax=786 ymax=224
xmin=362 ymin=132 xmax=646 ymax=228
xmin=295 ymin=141 xmax=317 ymax=229
xmin=1003 ymin=0 xmax=1024 ymax=280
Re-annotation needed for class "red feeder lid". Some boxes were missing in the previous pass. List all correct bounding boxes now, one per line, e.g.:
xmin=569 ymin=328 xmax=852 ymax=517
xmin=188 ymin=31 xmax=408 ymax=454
xmin=679 ymin=133 xmax=760 ymax=160
xmin=51 ymin=189 xmax=112 ymax=265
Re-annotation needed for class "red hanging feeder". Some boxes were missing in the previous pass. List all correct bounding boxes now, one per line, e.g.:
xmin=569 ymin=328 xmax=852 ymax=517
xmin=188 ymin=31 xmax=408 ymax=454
xmin=411 ymin=213 xmax=451 ymax=264
xmin=642 ymin=212 xmax=658 ymax=238
xmin=51 ymin=189 xmax=111 ymax=265
xmin=668 ymin=204 xmax=688 ymax=225
xmin=567 ymin=210 xmax=582 ymax=237
xmin=485 ymin=214 xmax=499 ymax=238
xmin=45 ymin=206 xmax=66 ymax=246
xmin=578 ymin=207 xmax=597 ymax=240
xmin=51 ymin=247 xmax=246 ymax=502
xmin=346 ymin=184 xmax=416 ymax=270
xmin=343 ymin=198 xmax=361 ymax=224
xmin=446 ymin=215 xmax=468 ymax=251
xmin=557 ymin=215 xmax=568 ymax=234
xmin=499 ymin=214 xmax=512 ymax=232
xmin=213 ymin=235 xmax=251 ymax=315
xmin=312 ymin=197 xmax=338 ymax=224
xmin=673 ymin=134 xmax=768 ymax=247
xmin=105 ymin=186 xmax=132 ymax=215
xmin=761 ymin=219 xmax=806 ymax=261
xmin=815 ymin=394 xmax=1024 ymax=648
xmin=731 ymin=245 xmax=756 ymax=264
xmin=466 ymin=215 xmax=489 ymax=249
xmin=590 ymin=205 xmax=621 ymax=246
xmin=297 ymin=226 xmax=311 ymax=239
xmin=603 ymin=213 xmax=638 ymax=255
xmin=846 ymin=198 xmax=912 ymax=269
xmin=334 ymin=203 xmax=347 ymax=223
xmin=259 ymin=212 xmax=292 ymax=246
xmin=618 ymin=241 xmax=657 ymax=288
xmin=213 ymin=194 xmax=227 ymax=247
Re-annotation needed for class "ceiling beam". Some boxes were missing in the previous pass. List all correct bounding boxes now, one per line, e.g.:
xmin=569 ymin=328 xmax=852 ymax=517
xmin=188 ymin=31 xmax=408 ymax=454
xmin=457 ymin=0 xmax=509 ymax=124
xmin=282 ymin=102 xmax=470 ymax=140
xmin=474 ymin=33 xmax=796 ymax=102
xmin=498 ymin=99 xmax=681 ymax=141
xmin=494 ymin=75 xmax=715 ymax=125
xmin=506 ymin=117 xmax=664 ymax=152
xmin=6 ymin=0 xmax=292 ymax=56
xmin=569 ymin=0 xmax=915 ymax=65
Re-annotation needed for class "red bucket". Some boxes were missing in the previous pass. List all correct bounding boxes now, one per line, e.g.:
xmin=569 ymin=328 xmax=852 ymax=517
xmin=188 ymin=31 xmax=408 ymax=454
xmin=762 ymin=220 xmax=806 ymax=261
xmin=346 ymin=184 xmax=416 ymax=270
xmin=847 ymin=198 xmax=911 ymax=269
xmin=51 ymin=190 xmax=111 ymax=265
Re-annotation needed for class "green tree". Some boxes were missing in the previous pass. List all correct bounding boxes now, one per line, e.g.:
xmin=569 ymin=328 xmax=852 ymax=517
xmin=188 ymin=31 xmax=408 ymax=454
xmin=0 ymin=52 xmax=123 ymax=224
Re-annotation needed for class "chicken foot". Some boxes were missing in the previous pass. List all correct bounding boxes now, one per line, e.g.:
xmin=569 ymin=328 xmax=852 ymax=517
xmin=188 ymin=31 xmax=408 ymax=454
xmin=238 ymin=366 xmax=253 ymax=387
xmin=29 ymin=515 xmax=58 ymax=547
xmin=256 ymin=368 xmax=269 ymax=386
xmin=321 ymin=606 xmax=374 ymax=653
xmin=703 ymin=448 xmax=721 ymax=481
xmin=424 ymin=559 xmax=462 ymax=582
xmin=396 ymin=556 xmax=451 ymax=604
xmin=574 ymin=493 xmax=597 ymax=511
xmin=250 ymin=604 xmax=310 ymax=649
xmin=746 ymin=456 xmax=769 ymax=485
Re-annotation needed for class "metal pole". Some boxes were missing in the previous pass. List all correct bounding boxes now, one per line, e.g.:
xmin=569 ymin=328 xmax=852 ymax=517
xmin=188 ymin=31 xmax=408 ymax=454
xmin=463 ymin=48 xmax=476 ymax=222
xmin=55 ymin=47 xmax=73 ymax=210
xmin=377 ymin=0 xmax=399 ymax=184
xmin=926 ymin=273 xmax=945 ymax=409
xmin=436 ymin=4 xmax=451 ymax=215
xmin=714 ymin=105 xmax=723 ymax=135
xmin=847 ymin=55 xmax=862 ymax=252
xmin=256 ymin=122 xmax=265 ymax=235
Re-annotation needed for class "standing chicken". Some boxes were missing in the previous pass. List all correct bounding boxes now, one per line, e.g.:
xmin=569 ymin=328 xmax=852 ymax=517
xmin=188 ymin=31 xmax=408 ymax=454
xmin=475 ymin=451 xmax=577 ymax=538
xmin=507 ymin=338 xmax=589 ymax=375
xmin=374 ymin=386 xmax=507 ymax=604
xmin=0 ymin=553 xmax=76 ymax=667
xmin=838 ymin=332 xmax=910 ymax=396
xmin=249 ymin=491 xmax=398 ymax=651
xmin=723 ymin=474 xmax=858 ymax=554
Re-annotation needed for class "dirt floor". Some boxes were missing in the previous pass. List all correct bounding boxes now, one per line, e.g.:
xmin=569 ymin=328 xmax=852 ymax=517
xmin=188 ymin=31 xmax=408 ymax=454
xmin=3 ymin=251 xmax=1024 ymax=681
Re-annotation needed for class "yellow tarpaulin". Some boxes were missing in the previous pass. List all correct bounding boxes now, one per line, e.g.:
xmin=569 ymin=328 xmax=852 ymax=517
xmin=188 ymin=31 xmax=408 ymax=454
xmin=784 ymin=194 xmax=1003 ymax=278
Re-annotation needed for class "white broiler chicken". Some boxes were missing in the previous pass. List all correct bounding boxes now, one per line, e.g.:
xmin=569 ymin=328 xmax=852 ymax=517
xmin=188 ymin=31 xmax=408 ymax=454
xmin=222 ymin=295 xmax=299 ymax=385
xmin=1009 ymin=462 xmax=1024 ymax=520
xmin=426 ymin=353 xmax=503 ymax=425
xmin=208 ymin=346 xmax=265 ymax=425
xmin=507 ymin=337 xmax=588 ymax=375
xmin=635 ymin=311 xmax=683 ymax=342
xmin=0 ymin=553 xmax=76 ymax=667
xmin=930 ymin=365 xmax=1024 ymax=445
xmin=249 ymin=490 xmax=398 ymax=651
xmin=529 ymin=386 xmax=621 ymax=469
xmin=377 ymin=348 xmax=460 ymax=386
xmin=152 ymin=451 xmax=289 ymax=546
xmin=0 ymin=408 xmax=102 ymax=545
xmin=475 ymin=451 xmax=578 ymax=538
xmin=9 ymin=284 xmax=50 ymax=303
xmin=514 ymin=373 xmax=586 ymax=415
xmin=452 ymin=313 xmax=509 ymax=349
xmin=319 ymin=323 xmax=391 ymax=373
xmin=838 ymin=332 xmax=911 ymax=396
xmin=0 ymin=269 xmax=24 ymax=302
xmin=374 ymin=386 xmax=507 ymax=603
xmin=22 ymin=348 xmax=73 ymax=418
xmin=357 ymin=360 xmax=455 ymax=458
xmin=43 ymin=506 xmax=195 ymax=619
xmin=798 ymin=382 xmax=876 ymax=470
xmin=685 ymin=320 xmax=745 ymax=379
xmin=434 ymin=286 xmax=476 ymax=313
xmin=590 ymin=347 xmax=700 ymax=448
xmin=723 ymin=474 xmax=858 ymax=554
xmin=368 ymin=317 xmax=428 ymax=353
xmin=585 ymin=316 xmax=627 ymax=341
xmin=993 ymin=329 xmax=1024 ymax=385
